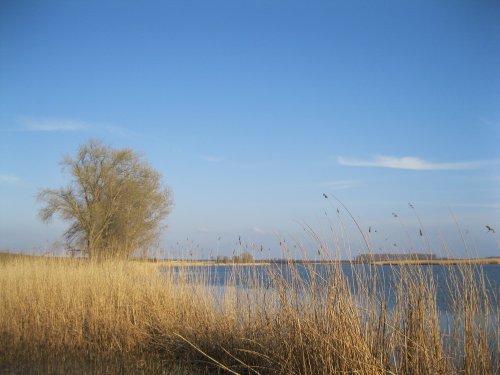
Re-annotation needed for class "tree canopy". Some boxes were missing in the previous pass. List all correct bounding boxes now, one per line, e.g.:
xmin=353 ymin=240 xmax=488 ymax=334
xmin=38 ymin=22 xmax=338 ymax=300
xmin=38 ymin=140 xmax=172 ymax=260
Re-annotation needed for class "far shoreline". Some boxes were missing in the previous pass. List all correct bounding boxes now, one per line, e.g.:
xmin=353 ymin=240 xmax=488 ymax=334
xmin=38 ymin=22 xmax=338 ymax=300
xmin=369 ymin=258 xmax=500 ymax=266
xmin=1 ymin=252 xmax=499 ymax=266
xmin=154 ymin=258 xmax=500 ymax=267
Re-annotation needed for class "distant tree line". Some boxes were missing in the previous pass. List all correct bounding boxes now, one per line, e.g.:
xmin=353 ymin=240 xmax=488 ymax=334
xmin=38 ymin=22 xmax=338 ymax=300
xmin=216 ymin=252 xmax=254 ymax=264
xmin=354 ymin=253 xmax=439 ymax=263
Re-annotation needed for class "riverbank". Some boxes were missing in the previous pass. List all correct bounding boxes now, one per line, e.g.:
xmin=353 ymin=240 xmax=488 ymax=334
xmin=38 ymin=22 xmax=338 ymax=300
xmin=2 ymin=251 xmax=498 ymax=266
xmin=156 ymin=260 xmax=272 ymax=267
xmin=148 ymin=257 xmax=500 ymax=267
xmin=371 ymin=257 xmax=500 ymax=265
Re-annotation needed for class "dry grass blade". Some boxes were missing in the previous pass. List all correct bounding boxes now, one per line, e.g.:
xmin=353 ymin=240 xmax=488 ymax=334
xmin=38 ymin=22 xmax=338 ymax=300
xmin=173 ymin=333 xmax=241 ymax=375
xmin=220 ymin=347 xmax=261 ymax=375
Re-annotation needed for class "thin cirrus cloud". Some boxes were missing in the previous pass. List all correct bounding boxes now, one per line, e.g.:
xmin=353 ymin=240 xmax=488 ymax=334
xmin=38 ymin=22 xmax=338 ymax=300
xmin=0 ymin=174 xmax=20 ymax=183
xmin=19 ymin=118 xmax=88 ymax=132
xmin=338 ymin=155 xmax=495 ymax=171
xmin=252 ymin=226 xmax=269 ymax=234
xmin=17 ymin=117 xmax=138 ymax=138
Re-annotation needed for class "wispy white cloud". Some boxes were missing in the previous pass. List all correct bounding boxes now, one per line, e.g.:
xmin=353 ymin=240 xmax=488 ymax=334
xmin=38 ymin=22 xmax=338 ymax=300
xmin=0 ymin=174 xmax=20 ymax=183
xmin=318 ymin=180 xmax=359 ymax=190
xmin=201 ymin=155 xmax=223 ymax=163
xmin=17 ymin=117 xmax=141 ymax=139
xmin=19 ymin=117 xmax=88 ymax=132
xmin=252 ymin=226 xmax=269 ymax=234
xmin=338 ymin=155 xmax=496 ymax=171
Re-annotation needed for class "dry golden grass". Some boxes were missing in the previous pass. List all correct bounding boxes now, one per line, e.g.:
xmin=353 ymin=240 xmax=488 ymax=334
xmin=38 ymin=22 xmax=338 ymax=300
xmin=0 ymin=253 xmax=498 ymax=374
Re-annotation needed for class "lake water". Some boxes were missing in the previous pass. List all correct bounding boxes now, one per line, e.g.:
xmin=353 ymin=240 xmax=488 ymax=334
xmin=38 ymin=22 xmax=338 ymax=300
xmin=167 ymin=263 xmax=500 ymax=314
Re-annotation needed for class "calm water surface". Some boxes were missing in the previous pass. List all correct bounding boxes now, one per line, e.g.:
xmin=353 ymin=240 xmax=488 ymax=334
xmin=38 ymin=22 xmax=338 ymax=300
xmin=167 ymin=263 xmax=500 ymax=313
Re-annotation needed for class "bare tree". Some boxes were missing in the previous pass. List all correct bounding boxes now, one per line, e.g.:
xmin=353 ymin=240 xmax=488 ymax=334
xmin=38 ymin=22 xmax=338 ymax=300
xmin=38 ymin=139 xmax=172 ymax=260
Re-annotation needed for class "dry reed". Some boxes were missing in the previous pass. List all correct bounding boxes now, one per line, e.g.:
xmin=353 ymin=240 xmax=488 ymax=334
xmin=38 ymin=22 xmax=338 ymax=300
xmin=0 ymin=251 xmax=498 ymax=374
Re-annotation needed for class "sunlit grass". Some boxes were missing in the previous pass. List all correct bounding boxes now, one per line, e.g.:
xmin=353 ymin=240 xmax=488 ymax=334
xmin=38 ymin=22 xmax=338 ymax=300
xmin=0 ymin=250 xmax=498 ymax=374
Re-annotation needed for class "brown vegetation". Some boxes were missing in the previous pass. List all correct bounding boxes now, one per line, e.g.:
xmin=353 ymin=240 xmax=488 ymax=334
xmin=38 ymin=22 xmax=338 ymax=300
xmin=38 ymin=139 xmax=172 ymax=260
xmin=0 ymin=252 xmax=498 ymax=374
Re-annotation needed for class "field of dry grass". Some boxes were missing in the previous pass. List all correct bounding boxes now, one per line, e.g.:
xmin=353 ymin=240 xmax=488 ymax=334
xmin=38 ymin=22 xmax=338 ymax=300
xmin=0 ymin=253 xmax=498 ymax=374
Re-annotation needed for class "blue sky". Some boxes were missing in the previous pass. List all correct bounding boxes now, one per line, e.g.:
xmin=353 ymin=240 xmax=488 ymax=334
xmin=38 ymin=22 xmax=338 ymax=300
xmin=1 ymin=0 xmax=499 ymax=259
